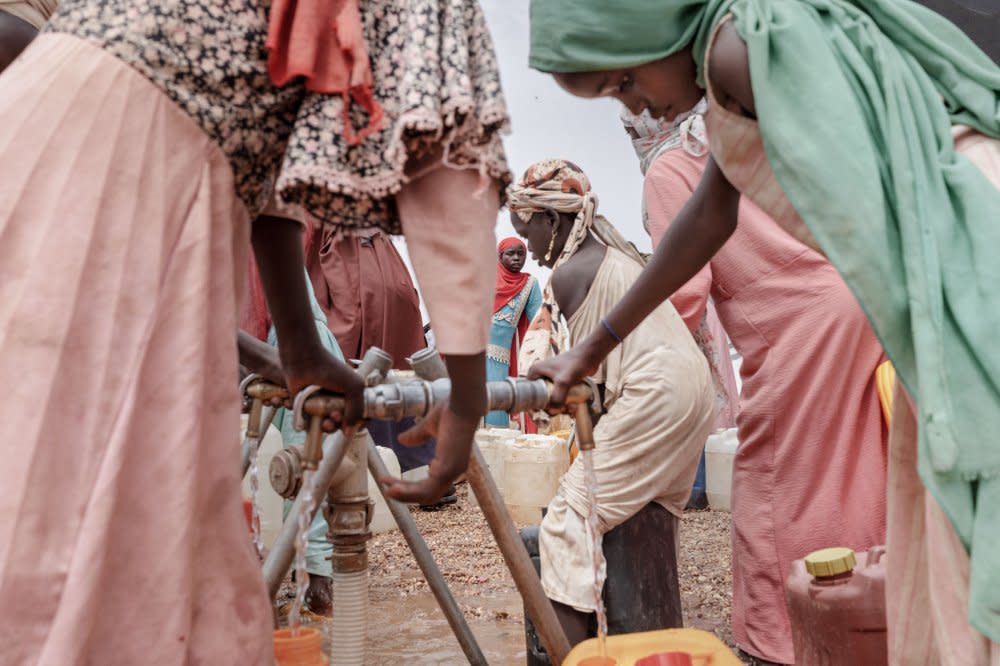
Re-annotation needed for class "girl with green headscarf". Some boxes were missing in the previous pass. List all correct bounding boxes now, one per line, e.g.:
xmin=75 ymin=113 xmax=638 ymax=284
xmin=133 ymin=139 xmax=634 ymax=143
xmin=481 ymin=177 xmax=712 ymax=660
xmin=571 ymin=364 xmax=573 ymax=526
xmin=526 ymin=1 xmax=1000 ymax=662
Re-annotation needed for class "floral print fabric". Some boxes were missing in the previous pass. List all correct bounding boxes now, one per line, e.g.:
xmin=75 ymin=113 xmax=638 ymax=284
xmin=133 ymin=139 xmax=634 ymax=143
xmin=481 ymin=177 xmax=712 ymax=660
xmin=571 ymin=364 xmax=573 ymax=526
xmin=47 ymin=0 xmax=510 ymax=232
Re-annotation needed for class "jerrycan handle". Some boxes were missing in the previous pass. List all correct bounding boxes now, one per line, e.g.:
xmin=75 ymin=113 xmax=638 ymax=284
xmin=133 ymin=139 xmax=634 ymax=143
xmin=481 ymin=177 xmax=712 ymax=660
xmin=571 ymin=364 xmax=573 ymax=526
xmin=864 ymin=545 xmax=886 ymax=568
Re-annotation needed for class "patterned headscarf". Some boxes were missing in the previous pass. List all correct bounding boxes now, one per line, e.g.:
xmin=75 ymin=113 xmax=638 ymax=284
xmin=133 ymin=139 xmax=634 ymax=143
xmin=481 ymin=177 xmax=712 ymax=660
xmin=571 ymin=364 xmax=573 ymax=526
xmin=509 ymin=159 xmax=646 ymax=368
xmin=620 ymin=99 xmax=709 ymax=175
xmin=508 ymin=159 xmax=645 ymax=270
xmin=511 ymin=158 xmax=734 ymax=416
xmin=509 ymin=159 xmax=645 ymax=432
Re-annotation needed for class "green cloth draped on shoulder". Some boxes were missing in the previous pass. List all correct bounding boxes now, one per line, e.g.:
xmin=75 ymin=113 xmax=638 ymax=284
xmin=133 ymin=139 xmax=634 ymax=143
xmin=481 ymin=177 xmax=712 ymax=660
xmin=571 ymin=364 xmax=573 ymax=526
xmin=530 ymin=0 xmax=1000 ymax=642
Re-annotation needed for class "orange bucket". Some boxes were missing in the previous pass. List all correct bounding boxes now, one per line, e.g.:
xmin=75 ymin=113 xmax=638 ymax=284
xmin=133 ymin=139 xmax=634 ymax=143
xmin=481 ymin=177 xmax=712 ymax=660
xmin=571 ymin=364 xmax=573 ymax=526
xmin=242 ymin=498 xmax=254 ymax=532
xmin=273 ymin=627 xmax=327 ymax=666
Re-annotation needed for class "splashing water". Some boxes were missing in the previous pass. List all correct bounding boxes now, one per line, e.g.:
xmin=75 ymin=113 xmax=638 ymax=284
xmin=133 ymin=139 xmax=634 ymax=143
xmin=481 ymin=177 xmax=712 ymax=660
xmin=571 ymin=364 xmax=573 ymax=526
xmin=289 ymin=469 xmax=317 ymax=634
xmin=246 ymin=434 xmax=264 ymax=559
xmin=581 ymin=449 xmax=609 ymax=658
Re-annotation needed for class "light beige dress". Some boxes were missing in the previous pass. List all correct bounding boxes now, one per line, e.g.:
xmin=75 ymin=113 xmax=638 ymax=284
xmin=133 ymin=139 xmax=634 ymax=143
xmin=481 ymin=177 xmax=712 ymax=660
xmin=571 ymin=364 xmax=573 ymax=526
xmin=539 ymin=248 xmax=717 ymax=612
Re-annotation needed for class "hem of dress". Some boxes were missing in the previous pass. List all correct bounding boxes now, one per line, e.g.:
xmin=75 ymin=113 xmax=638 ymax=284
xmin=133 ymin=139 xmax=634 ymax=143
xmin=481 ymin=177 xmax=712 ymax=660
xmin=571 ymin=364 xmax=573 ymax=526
xmin=278 ymin=98 xmax=511 ymax=234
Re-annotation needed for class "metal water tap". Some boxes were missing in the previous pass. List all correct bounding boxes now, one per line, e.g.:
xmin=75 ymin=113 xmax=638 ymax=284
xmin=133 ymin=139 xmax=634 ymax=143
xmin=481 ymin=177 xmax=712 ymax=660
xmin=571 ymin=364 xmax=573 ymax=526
xmin=239 ymin=373 xmax=266 ymax=440
xmin=241 ymin=376 xmax=289 ymax=438
xmin=571 ymin=379 xmax=601 ymax=452
xmin=407 ymin=346 xmax=448 ymax=381
xmin=292 ymin=347 xmax=395 ymax=470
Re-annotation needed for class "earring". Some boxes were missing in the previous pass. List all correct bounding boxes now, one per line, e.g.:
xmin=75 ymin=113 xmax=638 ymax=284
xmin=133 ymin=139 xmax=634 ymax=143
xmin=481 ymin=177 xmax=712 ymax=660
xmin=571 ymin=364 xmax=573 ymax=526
xmin=544 ymin=229 xmax=558 ymax=262
xmin=544 ymin=217 xmax=560 ymax=263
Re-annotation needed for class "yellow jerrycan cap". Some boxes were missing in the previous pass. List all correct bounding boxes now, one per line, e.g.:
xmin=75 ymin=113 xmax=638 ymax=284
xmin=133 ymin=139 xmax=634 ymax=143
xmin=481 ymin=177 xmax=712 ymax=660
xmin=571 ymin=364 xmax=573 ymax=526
xmin=804 ymin=547 xmax=856 ymax=578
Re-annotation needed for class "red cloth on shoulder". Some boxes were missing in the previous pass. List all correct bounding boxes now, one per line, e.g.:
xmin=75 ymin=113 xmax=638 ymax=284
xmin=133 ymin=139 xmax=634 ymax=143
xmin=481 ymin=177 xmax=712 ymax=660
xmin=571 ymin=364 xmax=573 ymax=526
xmin=494 ymin=237 xmax=529 ymax=315
xmin=266 ymin=0 xmax=384 ymax=144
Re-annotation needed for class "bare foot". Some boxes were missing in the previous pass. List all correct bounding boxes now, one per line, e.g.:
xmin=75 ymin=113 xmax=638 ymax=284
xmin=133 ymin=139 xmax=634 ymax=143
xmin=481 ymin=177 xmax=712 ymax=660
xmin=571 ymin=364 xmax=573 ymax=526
xmin=305 ymin=574 xmax=333 ymax=617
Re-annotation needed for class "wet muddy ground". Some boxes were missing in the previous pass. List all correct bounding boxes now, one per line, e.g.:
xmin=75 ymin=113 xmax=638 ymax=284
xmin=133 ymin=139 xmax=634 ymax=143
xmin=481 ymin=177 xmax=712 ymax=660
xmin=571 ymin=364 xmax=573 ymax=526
xmin=282 ymin=483 xmax=738 ymax=664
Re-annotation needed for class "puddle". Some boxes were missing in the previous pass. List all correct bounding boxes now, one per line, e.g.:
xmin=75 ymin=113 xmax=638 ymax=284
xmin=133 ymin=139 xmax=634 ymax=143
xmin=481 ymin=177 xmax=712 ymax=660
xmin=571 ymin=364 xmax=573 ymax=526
xmin=364 ymin=586 xmax=525 ymax=664
xmin=294 ymin=585 xmax=526 ymax=665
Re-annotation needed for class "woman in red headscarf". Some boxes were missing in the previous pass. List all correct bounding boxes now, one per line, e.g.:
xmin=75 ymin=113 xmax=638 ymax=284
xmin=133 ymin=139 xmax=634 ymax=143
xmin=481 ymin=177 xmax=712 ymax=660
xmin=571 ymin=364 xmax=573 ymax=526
xmin=486 ymin=237 xmax=542 ymax=428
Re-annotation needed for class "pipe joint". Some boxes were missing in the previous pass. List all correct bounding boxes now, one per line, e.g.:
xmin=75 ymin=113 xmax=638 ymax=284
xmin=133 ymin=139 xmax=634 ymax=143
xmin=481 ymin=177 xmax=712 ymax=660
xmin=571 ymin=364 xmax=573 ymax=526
xmin=269 ymin=445 xmax=305 ymax=499
xmin=325 ymin=496 xmax=371 ymax=547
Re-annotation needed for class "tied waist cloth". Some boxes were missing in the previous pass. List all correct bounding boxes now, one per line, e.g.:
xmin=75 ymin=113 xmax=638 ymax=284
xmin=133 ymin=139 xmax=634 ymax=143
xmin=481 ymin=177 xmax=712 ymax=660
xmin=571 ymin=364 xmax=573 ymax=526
xmin=266 ymin=0 xmax=383 ymax=144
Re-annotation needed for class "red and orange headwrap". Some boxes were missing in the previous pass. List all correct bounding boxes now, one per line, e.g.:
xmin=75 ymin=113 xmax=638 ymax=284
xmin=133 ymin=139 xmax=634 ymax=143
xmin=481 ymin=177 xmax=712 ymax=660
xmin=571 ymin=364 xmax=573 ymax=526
xmin=507 ymin=158 xmax=594 ymax=222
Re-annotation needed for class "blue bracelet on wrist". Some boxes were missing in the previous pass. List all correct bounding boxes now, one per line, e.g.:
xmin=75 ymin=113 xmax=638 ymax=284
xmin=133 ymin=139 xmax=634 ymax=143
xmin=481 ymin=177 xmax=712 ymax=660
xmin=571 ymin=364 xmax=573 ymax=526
xmin=601 ymin=318 xmax=623 ymax=344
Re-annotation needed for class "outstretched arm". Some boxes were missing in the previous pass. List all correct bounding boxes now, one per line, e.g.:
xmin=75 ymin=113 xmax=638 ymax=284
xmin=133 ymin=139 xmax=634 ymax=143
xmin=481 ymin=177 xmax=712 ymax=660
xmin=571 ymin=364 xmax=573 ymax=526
xmin=530 ymin=21 xmax=754 ymax=403
xmin=237 ymin=329 xmax=285 ymax=385
xmin=251 ymin=214 xmax=364 ymax=425
xmin=529 ymin=157 xmax=740 ymax=403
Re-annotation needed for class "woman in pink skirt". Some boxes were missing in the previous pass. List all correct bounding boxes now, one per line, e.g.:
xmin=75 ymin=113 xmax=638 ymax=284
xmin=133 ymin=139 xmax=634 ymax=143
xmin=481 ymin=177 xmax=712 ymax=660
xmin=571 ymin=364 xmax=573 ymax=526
xmin=0 ymin=0 xmax=509 ymax=662
xmin=622 ymin=105 xmax=887 ymax=665
xmin=526 ymin=1 xmax=1000 ymax=662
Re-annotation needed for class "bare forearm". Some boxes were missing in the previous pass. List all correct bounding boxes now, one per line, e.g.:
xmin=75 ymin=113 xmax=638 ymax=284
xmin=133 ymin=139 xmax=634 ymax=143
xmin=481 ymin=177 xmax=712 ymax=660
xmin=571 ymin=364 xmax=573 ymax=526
xmin=423 ymin=352 xmax=487 ymax=482
xmin=444 ymin=353 xmax=487 ymax=418
xmin=237 ymin=329 xmax=283 ymax=383
xmin=585 ymin=157 xmax=739 ymax=357
xmin=250 ymin=215 xmax=324 ymax=366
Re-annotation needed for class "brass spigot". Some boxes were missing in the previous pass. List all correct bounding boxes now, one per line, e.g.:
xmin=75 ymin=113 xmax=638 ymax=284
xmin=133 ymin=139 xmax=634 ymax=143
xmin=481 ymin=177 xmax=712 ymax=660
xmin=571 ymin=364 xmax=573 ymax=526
xmin=245 ymin=380 xmax=290 ymax=405
xmin=573 ymin=402 xmax=596 ymax=452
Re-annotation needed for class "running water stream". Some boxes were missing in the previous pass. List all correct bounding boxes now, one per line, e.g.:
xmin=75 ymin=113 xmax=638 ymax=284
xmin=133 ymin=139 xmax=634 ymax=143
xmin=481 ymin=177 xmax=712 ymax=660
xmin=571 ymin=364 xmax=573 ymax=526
xmin=289 ymin=469 xmax=317 ymax=634
xmin=581 ymin=449 xmax=609 ymax=660
xmin=246 ymin=433 xmax=264 ymax=559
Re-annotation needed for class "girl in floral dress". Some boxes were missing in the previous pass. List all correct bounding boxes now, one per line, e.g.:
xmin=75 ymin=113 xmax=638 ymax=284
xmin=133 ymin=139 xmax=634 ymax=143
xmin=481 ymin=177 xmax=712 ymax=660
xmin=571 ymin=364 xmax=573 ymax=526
xmin=0 ymin=0 xmax=509 ymax=662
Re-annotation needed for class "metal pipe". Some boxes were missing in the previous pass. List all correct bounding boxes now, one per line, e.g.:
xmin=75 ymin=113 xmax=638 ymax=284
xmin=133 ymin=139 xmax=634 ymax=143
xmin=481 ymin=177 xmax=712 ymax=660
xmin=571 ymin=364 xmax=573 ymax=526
xmin=573 ymin=402 xmax=596 ymax=452
xmin=466 ymin=445 xmax=572 ymax=665
xmin=241 ymin=406 xmax=276 ymax=479
xmin=327 ymin=431 xmax=371 ymax=666
xmin=326 ymin=431 xmax=371 ymax=574
xmin=262 ymin=430 xmax=350 ymax=597
xmin=260 ymin=347 xmax=393 ymax=597
xmin=367 ymin=441 xmax=489 ymax=666
xmin=246 ymin=376 xmax=594 ymax=424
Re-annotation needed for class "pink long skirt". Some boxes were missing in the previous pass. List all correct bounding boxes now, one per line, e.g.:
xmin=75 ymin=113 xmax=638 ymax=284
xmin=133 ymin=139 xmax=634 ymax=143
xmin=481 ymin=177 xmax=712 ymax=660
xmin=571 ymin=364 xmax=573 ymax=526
xmin=0 ymin=35 xmax=273 ymax=663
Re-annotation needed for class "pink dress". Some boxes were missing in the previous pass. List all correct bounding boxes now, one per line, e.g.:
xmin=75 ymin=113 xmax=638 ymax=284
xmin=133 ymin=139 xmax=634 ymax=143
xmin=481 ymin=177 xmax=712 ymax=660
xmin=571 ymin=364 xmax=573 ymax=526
xmin=644 ymin=148 xmax=888 ymax=664
xmin=0 ymin=37 xmax=273 ymax=663
xmin=702 ymin=16 xmax=1000 ymax=664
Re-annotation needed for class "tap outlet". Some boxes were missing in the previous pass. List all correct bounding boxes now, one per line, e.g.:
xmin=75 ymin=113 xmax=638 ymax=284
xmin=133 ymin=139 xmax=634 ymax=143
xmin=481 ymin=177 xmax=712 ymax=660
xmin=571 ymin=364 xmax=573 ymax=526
xmin=407 ymin=346 xmax=448 ymax=381
xmin=574 ymin=402 xmax=596 ymax=452
xmin=301 ymin=416 xmax=324 ymax=471
xmin=246 ymin=398 xmax=263 ymax=440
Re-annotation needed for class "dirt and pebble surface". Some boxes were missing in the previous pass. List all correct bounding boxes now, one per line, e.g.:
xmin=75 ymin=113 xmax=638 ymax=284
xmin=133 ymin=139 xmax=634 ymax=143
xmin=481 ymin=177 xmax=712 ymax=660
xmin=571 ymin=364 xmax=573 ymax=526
xmin=285 ymin=484 xmax=743 ymax=664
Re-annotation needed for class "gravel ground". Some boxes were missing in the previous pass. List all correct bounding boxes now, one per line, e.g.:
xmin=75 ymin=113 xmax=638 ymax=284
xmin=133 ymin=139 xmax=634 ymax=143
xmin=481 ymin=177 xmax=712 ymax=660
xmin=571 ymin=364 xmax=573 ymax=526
xmin=280 ymin=484 xmax=743 ymax=663
xmin=369 ymin=484 xmax=739 ymax=657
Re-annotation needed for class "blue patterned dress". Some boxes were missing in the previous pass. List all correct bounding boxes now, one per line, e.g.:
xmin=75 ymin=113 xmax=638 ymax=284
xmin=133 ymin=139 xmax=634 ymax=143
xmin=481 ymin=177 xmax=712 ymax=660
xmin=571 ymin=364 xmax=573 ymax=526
xmin=485 ymin=276 xmax=542 ymax=426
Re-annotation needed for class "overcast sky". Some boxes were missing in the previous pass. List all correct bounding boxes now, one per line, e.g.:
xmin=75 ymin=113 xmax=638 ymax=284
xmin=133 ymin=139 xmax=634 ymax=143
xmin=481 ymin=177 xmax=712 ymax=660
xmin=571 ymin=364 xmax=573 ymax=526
xmin=396 ymin=1 xmax=648 ymax=322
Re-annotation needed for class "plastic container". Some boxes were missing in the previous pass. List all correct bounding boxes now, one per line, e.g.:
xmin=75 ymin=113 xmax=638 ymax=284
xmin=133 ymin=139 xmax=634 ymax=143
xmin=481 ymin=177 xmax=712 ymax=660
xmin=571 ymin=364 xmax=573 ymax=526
xmin=468 ymin=428 xmax=519 ymax=508
xmin=563 ymin=628 xmax=742 ymax=666
xmin=704 ymin=427 xmax=738 ymax=511
xmin=635 ymin=653 xmax=693 ymax=666
xmin=785 ymin=545 xmax=888 ymax=666
xmin=240 ymin=414 xmax=285 ymax=549
xmin=503 ymin=434 xmax=570 ymax=524
xmin=273 ymin=627 xmax=328 ymax=666
xmin=366 ymin=446 xmax=401 ymax=534
xmin=400 ymin=464 xmax=428 ymax=482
